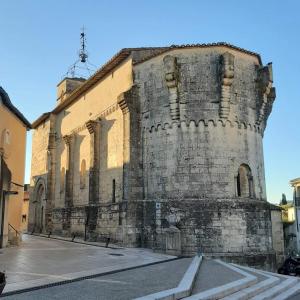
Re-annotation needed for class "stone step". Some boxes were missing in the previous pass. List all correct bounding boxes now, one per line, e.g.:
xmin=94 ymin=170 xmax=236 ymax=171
xmin=249 ymin=276 xmax=298 ymax=300
xmin=271 ymin=282 xmax=300 ymax=300
xmin=223 ymin=263 xmax=300 ymax=300
xmin=183 ymin=260 xmax=257 ymax=300
xmin=220 ymin=267 xmax=280 ymax=300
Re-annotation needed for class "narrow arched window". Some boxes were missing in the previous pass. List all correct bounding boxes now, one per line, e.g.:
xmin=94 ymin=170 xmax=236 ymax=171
xmin=236 ymin=164 xmax=254 ymax=198
xmin=80 ymin=159 xmax=86 ymax=189
xmin=4 ymin=129 xmax=10 ymax=144
xmin=60 ymin=167 xmax=65 ymax=193
xmin=112 ymin=179 xmax=116 ymax=203
xmin=1 ymin=129 xmax=10 ymax=149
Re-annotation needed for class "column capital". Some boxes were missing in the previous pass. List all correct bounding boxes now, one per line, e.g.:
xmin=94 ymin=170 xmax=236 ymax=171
xmin=85 ymin=119 xmax=100 ymax=134
xmin=117 ymin=93 xmax=129 ymax=114
xmin=63 ymin=133 xmax=75 ymax=145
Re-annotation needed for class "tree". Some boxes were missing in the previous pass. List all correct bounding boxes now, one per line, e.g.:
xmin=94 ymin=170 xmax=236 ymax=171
xmin=281 ymin=193 xmax=287 ymax=205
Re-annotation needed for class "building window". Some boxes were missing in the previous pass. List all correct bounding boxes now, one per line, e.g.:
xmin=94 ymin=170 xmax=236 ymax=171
xmin=60 ymin=167 xmax=65 ymax=193
xmin=4 ymin=129 xmax=10 ymax=144
xmin=236 ymin=164 xmax=254 ymax=198
xmin=80 ymin=159 xmax=86 ymax=189
xmin=22 ymin=214 xmax=27 ymax=222
xmin=112 ymin=179 xmax=116 ymax=203
xmin=1 ymin=129 xmax=10 ymax=147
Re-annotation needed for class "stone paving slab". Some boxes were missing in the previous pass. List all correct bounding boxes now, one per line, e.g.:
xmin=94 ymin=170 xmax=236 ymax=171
xmin=0 ymin=235 xmax=175 ymax=294
xmin=2 ymin=258 xmax=192 ymax=300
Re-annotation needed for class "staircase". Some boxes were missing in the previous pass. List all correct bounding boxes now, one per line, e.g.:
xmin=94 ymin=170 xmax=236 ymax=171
xmin=136 ymin=256 xmax=300 ymax=300
xmin=7 ymin=223 xmax=21 ymax=246
xmin=183 ymin=258 xmax=300 ymax=300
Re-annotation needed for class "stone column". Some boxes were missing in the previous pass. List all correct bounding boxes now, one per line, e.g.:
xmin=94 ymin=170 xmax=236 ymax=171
xmin=257 ymin=63 xmax=276 ymax=129
xmin=219 ymin=52 xmax=234 ymax=119
xmin=85 ymin=119 xmax=101 ymax=240
xmin=45 ymin=114 xmax=56 ymax=233
xmin=163 ymin=55 xmax=180 ymax=121
xmin=118 ymin=96 xmax=130 ymax=201
xmin=86 ymin=120 xmax=101 ymax=204
xmin=62 ymin=133 xmax=75 ymax=234
xmin=117 ymin=86 xmax=143 ymax=246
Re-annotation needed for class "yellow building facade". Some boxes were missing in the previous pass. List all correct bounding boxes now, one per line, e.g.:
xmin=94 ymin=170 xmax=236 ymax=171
xmin=0 ymin=87 xmax=31 ymax=247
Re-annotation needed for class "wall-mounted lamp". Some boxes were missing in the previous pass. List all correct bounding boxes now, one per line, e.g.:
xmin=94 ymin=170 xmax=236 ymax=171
xmin=3 ymin=191 xmax=18 ymax=196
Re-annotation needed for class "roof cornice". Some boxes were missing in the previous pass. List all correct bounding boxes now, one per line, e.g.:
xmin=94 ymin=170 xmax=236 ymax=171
xmin=0 ymin=87 xmax=31 ymax=129
xmin=33 ymin=43 xmax=262 ymax=128
xmin=133 ymin=42 xmax=262 ymax=66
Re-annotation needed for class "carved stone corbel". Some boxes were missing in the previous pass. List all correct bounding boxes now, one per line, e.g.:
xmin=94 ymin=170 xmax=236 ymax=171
xmin=257 ymin=63 xmax=275 ymax=125
xmin=85 ymin=120 xmax=99 ymax=134
xmin=163 ymin=55 xmax=180 ymax=121
xmin=63 ymin=134 xmax=72 ymax=146
xmin=117 ymin=93 xmax=129 ymax=114
xmin=219 ymin=52 xmax=235 ymax=119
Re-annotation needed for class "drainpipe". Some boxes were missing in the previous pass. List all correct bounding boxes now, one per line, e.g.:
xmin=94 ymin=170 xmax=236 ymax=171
xmin=0 ymin=194 xmax=5 ymax=249
xmin=0 ymin=192 xmax=6 ymax=249
xmin=0 ymin=156 xmax=3 ymax=248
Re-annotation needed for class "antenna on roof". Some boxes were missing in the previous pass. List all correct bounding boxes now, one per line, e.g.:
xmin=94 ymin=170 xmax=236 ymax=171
xmin=64 ymin=27 xmax=97 ymax=79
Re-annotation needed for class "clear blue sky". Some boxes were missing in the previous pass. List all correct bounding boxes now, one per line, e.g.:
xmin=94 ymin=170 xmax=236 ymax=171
xmin=0 ymin=0 xmax=299 ymax=203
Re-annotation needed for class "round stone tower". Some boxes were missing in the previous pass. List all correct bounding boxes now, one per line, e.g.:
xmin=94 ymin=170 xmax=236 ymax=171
xmin=133 ymin=44 xmax=276 ymax=269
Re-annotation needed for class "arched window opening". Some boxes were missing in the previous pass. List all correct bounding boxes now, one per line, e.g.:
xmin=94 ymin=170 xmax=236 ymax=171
xmin=80 ymin=159 xmax=86 ymax=189
xmin=236 ymin=164 xmax=254 ymax=198
xmin=60 ymin=167 xmax=65 ymax=193
xmin=112 ymin=179 xmax=116 ymax=203
xmin=36 ymin=184 xmax=45 ymax=203
xmin=4 ymin=129 xmax=10 ymax=144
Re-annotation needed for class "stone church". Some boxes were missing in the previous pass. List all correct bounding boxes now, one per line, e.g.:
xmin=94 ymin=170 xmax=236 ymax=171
xmin=29 ymin=43 xmax=277 ymax=268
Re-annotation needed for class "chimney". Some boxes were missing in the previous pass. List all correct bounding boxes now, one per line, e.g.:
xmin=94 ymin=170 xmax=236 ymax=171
xmin=57 ymin=77 xmax=86 ymax=105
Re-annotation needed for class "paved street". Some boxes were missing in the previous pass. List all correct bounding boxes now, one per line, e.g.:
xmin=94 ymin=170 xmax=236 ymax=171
xmin=2 ymin=257 xmax=192 ymax=299
xmin=0 ymin=235 xmax=175 ymax=294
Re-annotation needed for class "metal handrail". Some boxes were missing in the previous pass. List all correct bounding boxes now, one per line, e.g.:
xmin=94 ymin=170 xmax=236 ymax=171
xmin=8 ymin=223 xmax=20 ymax=237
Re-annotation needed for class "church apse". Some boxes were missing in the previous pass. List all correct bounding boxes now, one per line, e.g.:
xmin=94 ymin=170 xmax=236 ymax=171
xmin=29 ymin=44 xmax=278 ymax=269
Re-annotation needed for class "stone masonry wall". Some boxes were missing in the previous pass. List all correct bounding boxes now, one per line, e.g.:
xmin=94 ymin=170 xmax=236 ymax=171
xmin=133 ymin=46 xmax=276 ymax=268
xmin=29 ymin=45 xmax=278 ymax=269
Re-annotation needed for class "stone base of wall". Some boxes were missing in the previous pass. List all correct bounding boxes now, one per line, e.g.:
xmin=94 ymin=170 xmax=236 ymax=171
xmin=45 ymin=198 xmax=277 ymax=270
xmin=140 ymin=198 xmax=276 ymax=270
xmin=205 ymin=252 xmax=277 ymax=271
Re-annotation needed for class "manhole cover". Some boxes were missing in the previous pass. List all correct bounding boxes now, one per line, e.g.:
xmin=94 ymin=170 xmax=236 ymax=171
xmin=109 ymin=253 xmax=124 ymax=256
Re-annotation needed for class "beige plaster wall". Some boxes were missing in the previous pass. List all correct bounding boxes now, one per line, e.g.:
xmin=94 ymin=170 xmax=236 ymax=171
xmin=52 ymin=57 xmax=132 ymax=209
xmin=31 ymin=119 xmax=50 ymax=182
xmin=0 ymin=104 xmax=27 ymax=237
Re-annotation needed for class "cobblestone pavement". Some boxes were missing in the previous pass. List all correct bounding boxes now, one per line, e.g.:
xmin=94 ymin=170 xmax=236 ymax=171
xmin=0 ymin=234 xmax=175 ymax=294
xmin=2 ymin=258 xmax=192 ymax=300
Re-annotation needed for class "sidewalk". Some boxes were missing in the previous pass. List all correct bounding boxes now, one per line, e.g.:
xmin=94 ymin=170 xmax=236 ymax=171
xmin=2 ymin=258 xmax=193 ymax=300
xmin=0 ymin=234 xmax=175 ymax=295
xmin=30 ymin=232 xmax=123 ymax=249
